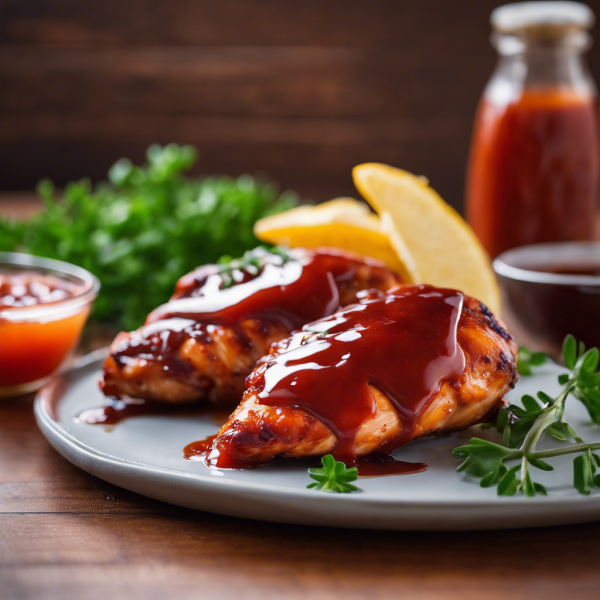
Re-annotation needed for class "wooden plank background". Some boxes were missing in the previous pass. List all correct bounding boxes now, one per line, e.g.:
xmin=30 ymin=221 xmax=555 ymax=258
xmin=1 ymin=0 xmax=600 ymax=210
xmin=4 ymin=0 xmax=600 ymax=210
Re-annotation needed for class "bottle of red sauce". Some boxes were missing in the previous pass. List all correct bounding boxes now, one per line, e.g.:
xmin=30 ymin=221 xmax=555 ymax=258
xmin=466 ymin=2 xmax=599 ymax=259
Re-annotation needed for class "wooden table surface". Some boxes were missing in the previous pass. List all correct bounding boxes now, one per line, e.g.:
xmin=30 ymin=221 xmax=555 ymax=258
xmin=2 ymin=195 xmax=600 ymax=600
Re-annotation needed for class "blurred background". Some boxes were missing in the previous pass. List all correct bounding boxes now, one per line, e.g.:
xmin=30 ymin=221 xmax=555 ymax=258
xmin=4 ymin=0 xmax=599 ymax=211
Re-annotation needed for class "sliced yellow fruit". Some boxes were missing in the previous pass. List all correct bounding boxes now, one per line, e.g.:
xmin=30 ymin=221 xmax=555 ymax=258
xmin=353 ymin=163 xmax=500 ymax=314
xmin=254 ymin=198 xmax=418 ymax=281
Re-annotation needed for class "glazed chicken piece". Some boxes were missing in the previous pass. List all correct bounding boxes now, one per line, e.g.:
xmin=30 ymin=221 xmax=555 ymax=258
xmin=207 ymin=285 xmax=518 ymax=467
xmin=100 ymin=247 xmax=401 ymax=404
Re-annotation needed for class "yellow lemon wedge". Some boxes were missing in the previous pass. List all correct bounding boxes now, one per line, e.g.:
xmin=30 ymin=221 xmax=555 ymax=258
xmin=254 ymin=198 xmax=417 ymax=281
xmin=353 ymin=163 xmax=501 ymax=314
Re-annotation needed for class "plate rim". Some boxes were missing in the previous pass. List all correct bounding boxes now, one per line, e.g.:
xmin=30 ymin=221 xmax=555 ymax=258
xmin=33 ymin=355 xmax=600 ymax=530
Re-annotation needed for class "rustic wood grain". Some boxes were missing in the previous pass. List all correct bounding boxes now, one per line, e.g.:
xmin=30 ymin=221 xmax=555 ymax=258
xmin=1 ymin=387 xmax=600 ymax=600
xmin=2 ymin=0 xmax=599 ymax=207
xmin=0 ymin=0 xmax=490 ymax=47
xmin=0 ymin=0 xmax=508 ymax=209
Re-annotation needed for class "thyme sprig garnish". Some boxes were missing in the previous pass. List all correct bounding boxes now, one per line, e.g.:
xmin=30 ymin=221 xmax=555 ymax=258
xmin=307 ymin=454 xmax=360 ymax=493
xmin=454 ymin=335 xmax=600 ymax=497
xmin=217 ymin=246 xmax=293 ymax=289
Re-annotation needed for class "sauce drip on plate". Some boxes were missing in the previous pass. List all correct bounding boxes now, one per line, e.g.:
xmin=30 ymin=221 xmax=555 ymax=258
xmin=207 ymin=285 xmax=466 ymax=468
xmin=184 ymin=439 xmax=427 ymax=478
xmin=77 ymin=399 xmax=231 ymax=427
xmin=354 ymin=454 xmax=427 ymax=477
xmin=184 ymin=435 xmax=218 ymax=460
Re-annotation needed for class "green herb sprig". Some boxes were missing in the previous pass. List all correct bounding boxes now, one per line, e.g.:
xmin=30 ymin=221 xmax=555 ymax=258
xmin=307 ymin=454 xmax=360 ymax=493
xmin=0 ymin=144 xmax=297 ymax=330
xmin=217 ymin=246 xmax=293 ymax=289
xmin=453 ymin=335 xmax=600 ymax=497
xmin=517 ymin=346 xmax=548 ymax=376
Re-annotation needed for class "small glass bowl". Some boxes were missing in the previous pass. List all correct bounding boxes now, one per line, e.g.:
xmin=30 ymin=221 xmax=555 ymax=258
xmin=493 ymin=242 xmax=600 ymax=361
xmin=0 ymin=252 xmax=100 ymax=397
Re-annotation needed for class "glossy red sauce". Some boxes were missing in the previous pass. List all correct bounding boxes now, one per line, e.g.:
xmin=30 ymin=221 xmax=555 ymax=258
xmin=184 ymin=435 xmax=218 ymax=460
xmin=355 ymin=454 xmax=428 ymax=477
xmin=147 ymin=250 xmax=358 ymax=327
xmin=184 ymin=438 xmax=427 ymax=477
xmin=207 ymin=285 xmax=465 ymax=469
xmin=0 ymin=271 xmax=87 ymax=388
xmin=77 ymin=400 xmax=231 ymax=427
xmin=111 ymin=248 xmax=396 ymax=375
xmin=466 ymin=91 xmax=599 ymax=258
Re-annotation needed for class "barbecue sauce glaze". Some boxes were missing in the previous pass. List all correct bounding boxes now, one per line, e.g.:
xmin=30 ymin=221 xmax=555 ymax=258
xmin=203 ymin=285 xmax=466 ymax=470
xmin=96 ymin=249 xmax=467 ymax=477
xmin=109 ymin=248 xmax=396 ymax=375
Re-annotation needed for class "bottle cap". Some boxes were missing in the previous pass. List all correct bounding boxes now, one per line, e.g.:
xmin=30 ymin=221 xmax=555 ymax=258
xmin=492 ymin=2 xmax=595 ymax=37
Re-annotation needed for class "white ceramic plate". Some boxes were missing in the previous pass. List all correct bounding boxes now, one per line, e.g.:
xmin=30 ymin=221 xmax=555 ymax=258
xmin=34 ymin=351 xmax=600 ymax=530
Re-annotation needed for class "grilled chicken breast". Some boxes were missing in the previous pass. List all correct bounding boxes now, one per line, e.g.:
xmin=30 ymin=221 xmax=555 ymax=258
xmin=207 ymin=285 xmax=518 ymax=466
xmin=100 ymin=247 xmax=401 ymax=404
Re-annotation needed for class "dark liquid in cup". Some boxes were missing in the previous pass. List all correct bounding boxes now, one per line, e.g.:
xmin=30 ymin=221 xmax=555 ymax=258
xmin=537 ymin=264 xmax=600 ymax=277
xmin=498 ymin=261 xmax=600 ymax=360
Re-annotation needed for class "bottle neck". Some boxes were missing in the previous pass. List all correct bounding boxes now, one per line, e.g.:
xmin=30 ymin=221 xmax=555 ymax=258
xmin=486 ymin=32 xmax=596 ymax=104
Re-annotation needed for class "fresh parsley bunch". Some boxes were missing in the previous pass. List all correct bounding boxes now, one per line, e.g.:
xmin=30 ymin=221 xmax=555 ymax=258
xmin=454 ymin=335 xmax=600 ymax=497
xmin=0 ymin=144 xmax=297 ymax=331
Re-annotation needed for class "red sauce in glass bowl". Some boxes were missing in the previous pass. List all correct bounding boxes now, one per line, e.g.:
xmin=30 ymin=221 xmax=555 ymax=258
xmin=0 ymin=260 xmax=98 ymax=395
xmin=0 ymin=272 xmax=80 ymax=307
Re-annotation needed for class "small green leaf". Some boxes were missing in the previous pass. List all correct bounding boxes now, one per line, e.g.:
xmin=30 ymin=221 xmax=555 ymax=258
xmin=537 ymin=391 xmax=554 ymax=406
xmin=573 ymin=452 xmax=595 ymax=495
xmin=522 ymin=466 xmax=536 ymax=497
xmin=480 ymin=464 xmax=507 ymax=488
xmin=573 ymin=386 xmax=600 ymax=425
xmin=527 ymin=457 xmax=554 ymax=472
xmin=581 ymin=348 xmax=600 ymax=374
xmin=307 ymin=454 xmax=360 ymax=493
xmin=518 ymin=346 xmax=548 ymax=376
xmin=497 ymin=465 xmax=520 ymax=496
xmin=453 ymin=438 xmax=516 ymax=478
xmin=563 ymin=334 xmax=577 ymax=370
xmin=498 ymin=400 xmax=543 ymax=448
xmin=521 ymin=395 xmax=542 ymax=413
xmin=546 ymin=421 xmax=583 ymax=444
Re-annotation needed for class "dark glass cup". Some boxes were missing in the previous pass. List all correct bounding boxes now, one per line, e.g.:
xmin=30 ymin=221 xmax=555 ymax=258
xmin=493 ymin=242 xmax=600 ymax=361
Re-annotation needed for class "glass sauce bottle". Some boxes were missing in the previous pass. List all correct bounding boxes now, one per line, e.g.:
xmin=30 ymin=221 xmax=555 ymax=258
xmin=466 ymin=1 xmax=599 ymax=259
